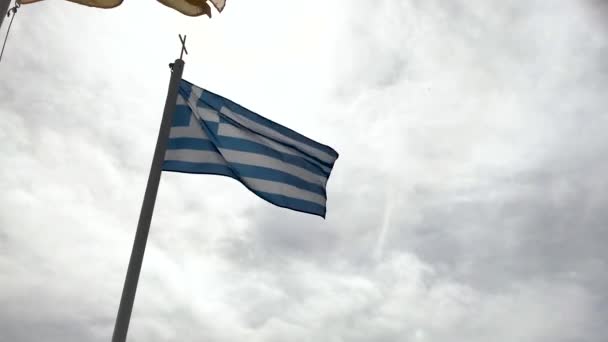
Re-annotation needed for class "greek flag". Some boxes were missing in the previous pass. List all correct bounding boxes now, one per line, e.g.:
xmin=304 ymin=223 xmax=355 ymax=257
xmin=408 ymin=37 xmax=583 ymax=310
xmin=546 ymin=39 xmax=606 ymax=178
xmin=162 ymin=79 xmax=339 ymax=217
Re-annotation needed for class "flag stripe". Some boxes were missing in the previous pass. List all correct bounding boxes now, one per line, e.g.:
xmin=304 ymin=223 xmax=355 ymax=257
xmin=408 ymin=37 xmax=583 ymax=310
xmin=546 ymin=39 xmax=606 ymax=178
xmin=226 ymin=150 xmax=326 ymax=186
xmin=165 ymin=140 xmax=326 ymax=196
xmin=165 ymin=149 xmax=225 ymax=165
xmin=163 ymin=161 xmax=234 ymax=178
xmin=255 ymin=191 xmax=326 ymax=217
xmin=168 ymin=136 xmax=330 ymax=178
xmin=241 ymin=178 xmax=326 ymax=205
xmin=170 ymin=113 xmax=332 ymax=175
xmin=218 ymin=106 xmax=337 ymax=166
xmin=162 ymin=161 xmax=326 ymax=216
xmin=163 ymin=158 xmax=326 ymax=201
xmin=218 ymin=122 xmax=332 ymax=174
xmin=167 ymin=137 xmax=215 ymax=151
xmin=169 ymin=124 xmax=201 ymax=139
xmin=166 ymin=148 xmax=327 ymax=186
xmin=230 ymin=163 xmax=326 ymax=197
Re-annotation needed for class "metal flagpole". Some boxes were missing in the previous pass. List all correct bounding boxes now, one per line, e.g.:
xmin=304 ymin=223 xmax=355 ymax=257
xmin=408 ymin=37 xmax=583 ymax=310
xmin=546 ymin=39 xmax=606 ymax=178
xmin=0 ymin=0 xmax=18 ymax=63
xmin=111 ymin=35 xmax=188 ymax=342
xmin=0 ymin=0 xmax=11 ymax=30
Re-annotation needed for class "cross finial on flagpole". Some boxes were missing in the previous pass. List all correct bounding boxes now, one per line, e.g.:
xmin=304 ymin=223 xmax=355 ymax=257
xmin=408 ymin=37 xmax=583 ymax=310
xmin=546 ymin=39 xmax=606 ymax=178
xmin=179 ymin=34 xmax=188 ymax=60
xmin=170 ymin=34 xmax=188 ymax=71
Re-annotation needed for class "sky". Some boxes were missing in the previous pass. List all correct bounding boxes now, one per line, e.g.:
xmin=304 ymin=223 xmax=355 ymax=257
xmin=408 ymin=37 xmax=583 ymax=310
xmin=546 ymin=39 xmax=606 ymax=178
xmin=1 ymin=0 xmax=607 ymax=341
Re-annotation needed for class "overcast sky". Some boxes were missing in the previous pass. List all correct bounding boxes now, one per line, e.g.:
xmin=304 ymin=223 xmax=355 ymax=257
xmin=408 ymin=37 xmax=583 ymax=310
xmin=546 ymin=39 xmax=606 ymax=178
xmin=1 ymin=0 xmax=607 ymax=341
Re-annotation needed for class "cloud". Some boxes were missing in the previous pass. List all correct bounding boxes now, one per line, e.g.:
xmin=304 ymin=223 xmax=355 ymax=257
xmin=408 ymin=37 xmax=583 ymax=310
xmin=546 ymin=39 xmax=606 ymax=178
xmin=1 ymin=0 xmax=607 ymax=341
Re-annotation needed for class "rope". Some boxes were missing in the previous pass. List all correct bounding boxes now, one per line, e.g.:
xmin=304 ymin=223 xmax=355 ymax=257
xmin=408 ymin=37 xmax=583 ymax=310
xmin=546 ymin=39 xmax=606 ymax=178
xmin=0 ymin=2 xmax=19 ymax=64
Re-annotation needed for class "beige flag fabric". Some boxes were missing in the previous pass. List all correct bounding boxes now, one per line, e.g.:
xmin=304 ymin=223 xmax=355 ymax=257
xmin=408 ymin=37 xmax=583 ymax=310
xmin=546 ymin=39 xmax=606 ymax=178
xmin=19 ymin=0 xmax=123 ymax=8
xmin=208 ymin=0 xmax=225 ymax=12
xmin=19 ymin=0 xmax=225 ymax=16
xmin=157 ymin=0 xmax=226 ymax=17
xmin=156 ymin=0 xmax=212 ymax=17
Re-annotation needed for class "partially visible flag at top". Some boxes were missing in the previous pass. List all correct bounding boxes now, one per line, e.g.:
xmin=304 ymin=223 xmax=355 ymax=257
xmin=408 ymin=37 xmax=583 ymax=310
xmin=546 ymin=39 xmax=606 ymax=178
xmin=19 ymin=0 xmax=123 ymax=8
xmin=163 ymin=80 xmax=339 ymax=218
xmin=19 ymin=0 xmax=226 ymax=17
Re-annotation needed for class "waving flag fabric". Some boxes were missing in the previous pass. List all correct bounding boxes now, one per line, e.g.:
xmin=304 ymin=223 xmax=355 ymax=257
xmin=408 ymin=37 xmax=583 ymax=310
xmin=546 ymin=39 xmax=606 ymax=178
xmin=19 ymin=0 xmax=123 ymax=8
xmin=20 ymin=0 xmax=226 ymax=17
xmin=163 ymin=79 xmax=339 ymax=217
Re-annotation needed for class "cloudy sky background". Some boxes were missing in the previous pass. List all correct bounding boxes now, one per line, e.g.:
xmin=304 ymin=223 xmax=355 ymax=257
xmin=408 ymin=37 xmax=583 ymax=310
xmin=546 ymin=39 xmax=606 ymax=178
xmin=1 ymin=0 xmax=607 ymax=341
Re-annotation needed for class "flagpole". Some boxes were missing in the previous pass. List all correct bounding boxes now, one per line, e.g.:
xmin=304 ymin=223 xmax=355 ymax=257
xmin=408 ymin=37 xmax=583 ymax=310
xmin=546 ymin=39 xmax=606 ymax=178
xmin=111 ymin=56 xmax=185 ymax=342
xmin=0 ymin=0 xmax=11 ymax=30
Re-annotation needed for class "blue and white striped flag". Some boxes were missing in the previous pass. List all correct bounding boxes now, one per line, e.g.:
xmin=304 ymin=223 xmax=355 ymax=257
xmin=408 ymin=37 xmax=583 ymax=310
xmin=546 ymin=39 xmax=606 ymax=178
xmin=162 ymin=79 xmax=339 ymax=217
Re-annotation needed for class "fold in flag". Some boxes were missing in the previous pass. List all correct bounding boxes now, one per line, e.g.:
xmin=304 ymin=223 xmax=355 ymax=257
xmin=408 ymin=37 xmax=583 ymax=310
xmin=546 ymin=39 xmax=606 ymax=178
xmin=158 ymin=0 xmax=225 ymax=16
xmin=20 ymin=0 xmax=226 ymax=17
xmin=158 ymin=0 xmax=226 ymax=18
xmin=163 ymin=80 xmax=339 ymax=218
